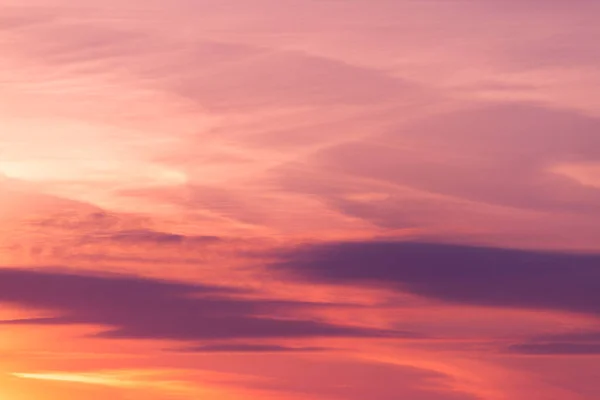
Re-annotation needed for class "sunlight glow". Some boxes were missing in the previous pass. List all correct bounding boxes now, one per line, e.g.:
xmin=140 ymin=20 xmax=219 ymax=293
xmin=12 ymin=372 xmax=135 ymax=388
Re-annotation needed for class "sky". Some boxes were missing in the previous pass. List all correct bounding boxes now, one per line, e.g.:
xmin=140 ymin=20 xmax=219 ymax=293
xmin=1 ymin=0 xmax=600 ymax=399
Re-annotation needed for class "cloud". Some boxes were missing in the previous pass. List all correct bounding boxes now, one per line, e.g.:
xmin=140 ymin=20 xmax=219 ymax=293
xmin=274 ymin=241 xmax=600 ymax=316
xmin=0 ymin=267 xmax=409 ymax=342
xmin=534 ymin=331 xmax=600 ymax=342
xmin=240 ymin=355 xmax=481 ymax=400
xmin=264 ymin=102 xmax=600 ymax=249
xmin=178 ymin=343 xmax=328 ymax=353
xmin=3 ymin=4 xmax=426 ymax=113
xmin=313 ymin=103 xmax=600 ymax=213
xmin=507 ymin=342 xmax=600 ymax=355
xmin=506 ymin=330 xmax=600 ymax=355
xmin=95 ymin=229 xmax=221 ymax=245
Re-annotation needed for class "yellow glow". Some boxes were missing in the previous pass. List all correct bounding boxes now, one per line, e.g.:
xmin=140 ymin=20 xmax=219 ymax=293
xmin=12 ymin=372 xmax=135 ymax=388
xmin=11 ymin=370 xmax=251 ymax=400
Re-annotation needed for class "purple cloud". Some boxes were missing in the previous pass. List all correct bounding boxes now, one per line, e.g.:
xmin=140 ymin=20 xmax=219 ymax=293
xmin=507 ymin=342 xmax=600 ymax=355
xmin=507 ymin=330 xmax=600 ymax=355
xmin=96 ymin=229 xmax=221 ymax=245
xmin=275 ymin=241 xmax=600 ymax=316
xmin=178 ymin=343 xmax=328 ymax=353
xmin=0 ymin=267 xmax=411 ymax=342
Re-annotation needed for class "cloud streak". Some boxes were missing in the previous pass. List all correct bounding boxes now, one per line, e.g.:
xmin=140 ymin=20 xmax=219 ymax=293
xmin=275 ymin=241 xmax=600 ymax=316
xmin=0 ymin=267 xmax=407 ymax=342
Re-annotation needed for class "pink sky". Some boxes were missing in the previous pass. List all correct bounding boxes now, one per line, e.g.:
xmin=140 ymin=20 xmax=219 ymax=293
xmin=1 ymin=1 xmax=600 ymax=399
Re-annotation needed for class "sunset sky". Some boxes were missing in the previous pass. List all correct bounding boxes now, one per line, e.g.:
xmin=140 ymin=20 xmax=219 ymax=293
xmin=1 ymin=1 xmax=600 ymax=399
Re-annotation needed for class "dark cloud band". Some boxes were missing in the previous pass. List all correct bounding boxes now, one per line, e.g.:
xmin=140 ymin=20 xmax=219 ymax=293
xmin=275 ymin=241 xmax=600 ymax=316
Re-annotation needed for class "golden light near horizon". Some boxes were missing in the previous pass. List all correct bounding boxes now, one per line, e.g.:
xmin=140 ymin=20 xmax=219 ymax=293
xmin=12 ymin=372 xmax=133 ymax=387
